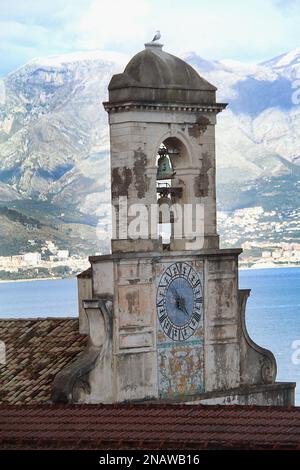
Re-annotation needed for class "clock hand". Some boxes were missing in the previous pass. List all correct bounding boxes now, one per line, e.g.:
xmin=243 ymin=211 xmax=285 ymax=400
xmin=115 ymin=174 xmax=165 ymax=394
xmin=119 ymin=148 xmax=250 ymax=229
xmin=176 ymin=295 xmax=189 ymax=317
xmin=182 ymin=303 xmax=189 ymax=317
xmin=170 ymin=284 xmax=179 ymax=297
xmin=178 ymin=297 xmax=189 ymax=317
xmin=170 ymin=284 xmax=189 ymax=317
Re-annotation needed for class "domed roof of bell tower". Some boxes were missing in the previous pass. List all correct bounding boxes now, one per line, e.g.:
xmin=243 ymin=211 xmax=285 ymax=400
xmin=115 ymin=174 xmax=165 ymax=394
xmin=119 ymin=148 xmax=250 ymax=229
xmin=107 ymin=43 xmax=217 ymax=105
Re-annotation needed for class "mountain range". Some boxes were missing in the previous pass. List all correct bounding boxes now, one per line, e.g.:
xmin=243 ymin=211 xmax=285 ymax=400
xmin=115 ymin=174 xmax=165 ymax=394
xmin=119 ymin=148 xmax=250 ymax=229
xmin=0 ymin=47 xmax=299 ymax=256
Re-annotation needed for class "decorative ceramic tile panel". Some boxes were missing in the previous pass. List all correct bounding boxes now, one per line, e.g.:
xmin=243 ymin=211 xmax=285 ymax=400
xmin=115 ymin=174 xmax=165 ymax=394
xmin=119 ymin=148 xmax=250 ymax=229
xmin=156 ymin=261 xmax=204 ymax=398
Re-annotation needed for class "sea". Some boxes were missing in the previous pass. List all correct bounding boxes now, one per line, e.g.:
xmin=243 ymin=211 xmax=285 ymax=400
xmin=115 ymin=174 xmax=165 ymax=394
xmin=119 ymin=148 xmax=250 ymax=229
xmin=0 ymin=267 xmax=299 ymax=404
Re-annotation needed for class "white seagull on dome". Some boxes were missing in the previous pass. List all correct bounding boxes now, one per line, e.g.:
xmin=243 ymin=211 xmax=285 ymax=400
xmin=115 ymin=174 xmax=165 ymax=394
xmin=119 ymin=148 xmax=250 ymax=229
xmin=151 ymin=30 xmax=161 ymax=42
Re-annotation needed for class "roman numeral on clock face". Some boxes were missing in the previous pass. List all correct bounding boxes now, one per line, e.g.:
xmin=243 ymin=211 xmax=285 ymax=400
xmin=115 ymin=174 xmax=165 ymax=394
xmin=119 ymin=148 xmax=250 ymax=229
xmin=193 ymin=312 xmax=202 ymax=322
xmin=157 ymin=262 xmax=204 ymax=342
xmin=159 ymin=313 xmax=167 ymax=323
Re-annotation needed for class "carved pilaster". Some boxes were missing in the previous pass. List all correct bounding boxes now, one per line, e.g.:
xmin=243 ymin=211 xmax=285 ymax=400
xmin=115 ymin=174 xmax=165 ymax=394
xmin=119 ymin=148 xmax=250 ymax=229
xmin=239 ymin=289 xmax=277 ymax=386
xmin=51 ymin=299 xmax=113 ymax=404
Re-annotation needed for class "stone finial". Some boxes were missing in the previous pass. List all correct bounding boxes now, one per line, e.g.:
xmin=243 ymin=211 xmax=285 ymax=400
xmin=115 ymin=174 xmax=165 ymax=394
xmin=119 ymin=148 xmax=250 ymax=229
xmin=144 ymin=42 xmax=163 ymax=50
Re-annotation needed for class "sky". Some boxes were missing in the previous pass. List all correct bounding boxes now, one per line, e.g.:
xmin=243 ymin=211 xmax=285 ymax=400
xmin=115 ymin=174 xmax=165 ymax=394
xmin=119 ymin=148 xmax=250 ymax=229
xmin=0 ymin=0 xmax=299 ymax=76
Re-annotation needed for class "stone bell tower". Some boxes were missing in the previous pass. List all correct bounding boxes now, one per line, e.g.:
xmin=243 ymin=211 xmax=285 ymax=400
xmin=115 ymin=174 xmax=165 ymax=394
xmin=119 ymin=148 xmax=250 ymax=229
xmin=106 ymin=41 xmax=224 ymax=253
xmin=52 ymin=41 xmax=295 ymax=406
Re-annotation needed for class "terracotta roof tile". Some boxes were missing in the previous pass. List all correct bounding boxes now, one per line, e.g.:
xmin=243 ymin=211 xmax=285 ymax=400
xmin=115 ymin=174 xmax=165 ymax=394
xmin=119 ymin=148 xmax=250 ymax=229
xmin=0 ymin=318 xmax=87 ymax=405
xmin=0 ymin=404 xmax=299 ymax=450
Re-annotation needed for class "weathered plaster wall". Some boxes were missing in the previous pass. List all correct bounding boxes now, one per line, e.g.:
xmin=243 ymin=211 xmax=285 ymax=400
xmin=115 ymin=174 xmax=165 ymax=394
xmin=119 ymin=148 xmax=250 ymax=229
xmin=204 ymin=256 xmax=240 ymax=392
xmin=70 ymin=250 xmax=294 ymax=406
xmin=77 ymin=275 xmax=92 ymax=334
xmin=193 ymin=383 xmax=295 ymax=406
xmin=113 ymin=258 xmax=158 ymax=401
xmin=84 ymin=252 xmax=242 ymax=403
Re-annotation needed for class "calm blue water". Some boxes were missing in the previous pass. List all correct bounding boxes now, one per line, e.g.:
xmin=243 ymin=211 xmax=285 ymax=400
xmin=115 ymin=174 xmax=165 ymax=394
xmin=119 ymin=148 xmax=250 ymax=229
xmin=0 ymin=268 xmax=299 ymax=404
xmin=240 ymin=267 xmax=300 ymax=405
xmin=0 ymin=278 xmax=78 ymax=318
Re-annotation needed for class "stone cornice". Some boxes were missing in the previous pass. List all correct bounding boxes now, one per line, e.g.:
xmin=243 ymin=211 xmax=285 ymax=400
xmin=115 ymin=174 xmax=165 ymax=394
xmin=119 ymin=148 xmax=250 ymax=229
xmin=103 ymin=101 xmax=227 ymax=114
xmin=89 ymin=247 xmax=242 ymax=263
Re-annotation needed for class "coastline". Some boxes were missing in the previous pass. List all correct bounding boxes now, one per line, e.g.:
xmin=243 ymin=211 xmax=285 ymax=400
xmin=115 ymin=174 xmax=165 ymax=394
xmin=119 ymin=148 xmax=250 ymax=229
xmin=239 ymin=263 xmax=300 ymax=270
xmin=0 ymin=276 xmax=73 ymax=284
xmin=0 ymin=264 xmax=299 ymax=283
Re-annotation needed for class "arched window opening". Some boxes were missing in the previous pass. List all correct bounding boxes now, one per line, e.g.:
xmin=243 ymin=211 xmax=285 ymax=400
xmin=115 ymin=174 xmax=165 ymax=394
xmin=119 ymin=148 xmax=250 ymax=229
xmin=156 ymin=141 xmax=183 ymax=248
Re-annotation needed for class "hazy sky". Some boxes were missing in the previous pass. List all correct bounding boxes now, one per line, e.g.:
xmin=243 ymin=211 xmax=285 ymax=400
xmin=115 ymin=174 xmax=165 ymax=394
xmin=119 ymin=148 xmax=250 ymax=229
xmin=0 ymin=0 xmax=299 ymax=76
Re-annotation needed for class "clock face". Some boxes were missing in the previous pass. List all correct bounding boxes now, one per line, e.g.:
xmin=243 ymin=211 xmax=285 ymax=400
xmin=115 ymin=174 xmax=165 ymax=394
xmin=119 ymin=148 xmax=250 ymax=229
xmin=156 ymin=262 xmax=203 ymax=342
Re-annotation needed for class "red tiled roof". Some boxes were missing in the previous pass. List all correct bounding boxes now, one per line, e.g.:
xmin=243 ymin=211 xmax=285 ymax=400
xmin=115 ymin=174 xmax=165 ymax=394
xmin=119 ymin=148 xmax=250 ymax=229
xmin=0 ymin=318 xmax=87 ymax=404
xmin=0 ymin=404 xmax=299 ymax=450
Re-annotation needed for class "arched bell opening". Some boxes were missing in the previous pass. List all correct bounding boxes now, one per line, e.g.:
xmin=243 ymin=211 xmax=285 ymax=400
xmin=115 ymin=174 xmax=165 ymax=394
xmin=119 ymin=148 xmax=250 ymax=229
xmin=156 ymin=138 xmax=187 ymax=249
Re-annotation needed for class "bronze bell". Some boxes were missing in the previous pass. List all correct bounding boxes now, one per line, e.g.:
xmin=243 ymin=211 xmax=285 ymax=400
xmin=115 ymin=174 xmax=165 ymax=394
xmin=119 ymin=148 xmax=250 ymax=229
xmin=157 ymin=148 xmax=175 ymax=180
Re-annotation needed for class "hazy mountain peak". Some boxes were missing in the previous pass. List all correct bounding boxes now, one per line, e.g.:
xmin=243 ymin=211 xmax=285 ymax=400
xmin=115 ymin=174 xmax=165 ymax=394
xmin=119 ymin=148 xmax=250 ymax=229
xmin=181 ymin=52 xmax=221 ymax=72
xmin=30 ymin=50 xmax=129 ymax=69
xmin=261 ymin=48 xmax=300 ymax=81
xmin=0 ymin=48 xmax=299 ymax=257
xmin=0 ymin=47 xmax=299 ymax=212
xmin=218 ymin=59 xmax=277 ymax=81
